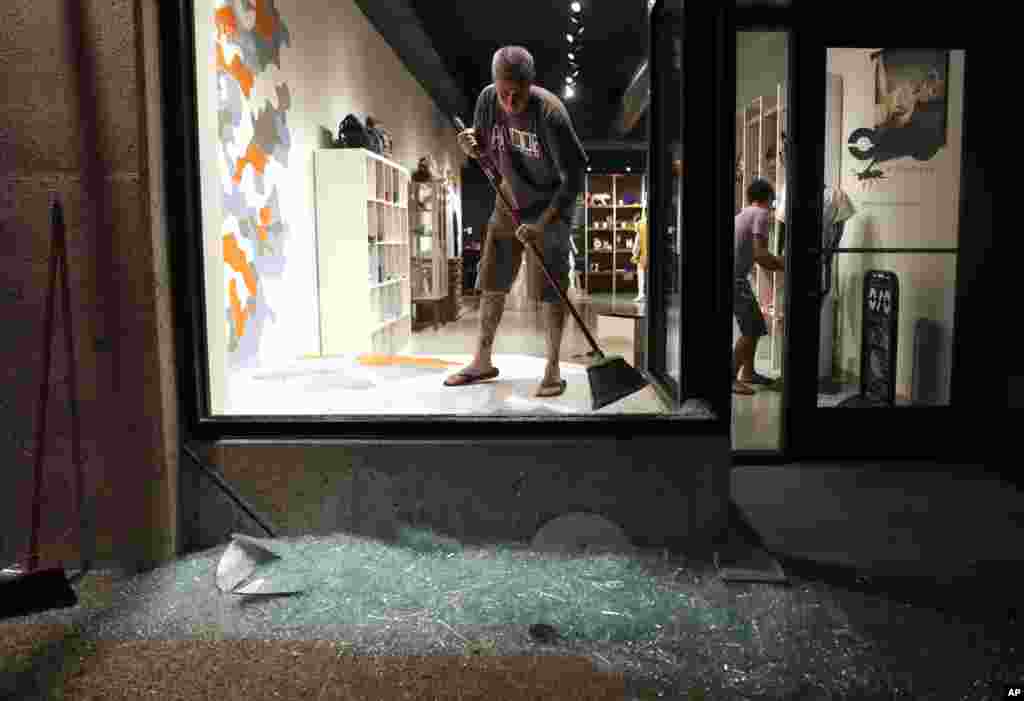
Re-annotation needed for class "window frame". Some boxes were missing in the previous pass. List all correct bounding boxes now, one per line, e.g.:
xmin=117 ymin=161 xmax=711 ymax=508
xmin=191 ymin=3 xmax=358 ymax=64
xmin=159 ymin=0 xmax=738 ymax=441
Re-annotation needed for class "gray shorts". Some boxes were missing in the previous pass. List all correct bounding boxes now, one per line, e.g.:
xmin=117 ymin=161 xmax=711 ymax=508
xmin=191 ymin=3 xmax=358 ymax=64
xmin=734 ymin=277 xmax=768 ymax=338
xmin=476 ymin=208 xmax=570 ymax=303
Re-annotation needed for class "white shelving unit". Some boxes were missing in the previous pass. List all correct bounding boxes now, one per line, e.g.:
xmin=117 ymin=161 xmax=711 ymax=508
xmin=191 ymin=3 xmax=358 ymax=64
xmin=313 ymin=148 xmax=411 ymax=356
xmin=737 ymin=83 xmax=785 ymax=371
xmin=583 ymin=172 xmax=646 ymax=296
xmin=409 ymin=179 xmax=449 ymax=301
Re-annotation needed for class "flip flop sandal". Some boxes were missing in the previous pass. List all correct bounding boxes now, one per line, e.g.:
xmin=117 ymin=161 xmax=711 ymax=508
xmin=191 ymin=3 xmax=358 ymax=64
xmin=535 ymin=379 xmax=567 ymax=398
xmin=443 ymin=367 xmax=499 ymax=387
xmin=743 ymin=372 xmax=777 ymax=386
xmin=732 ymin=380 xmax=755 ymax=395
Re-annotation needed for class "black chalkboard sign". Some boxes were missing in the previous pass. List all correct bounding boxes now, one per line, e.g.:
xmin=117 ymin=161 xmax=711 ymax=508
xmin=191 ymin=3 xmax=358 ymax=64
xmin=840 ymin=270 xmax=899 ymax=407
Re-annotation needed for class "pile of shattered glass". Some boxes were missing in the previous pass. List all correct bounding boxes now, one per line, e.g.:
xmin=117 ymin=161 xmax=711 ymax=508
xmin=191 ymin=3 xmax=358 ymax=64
xmin=15 ymin=528 xmax=1017 ymax=699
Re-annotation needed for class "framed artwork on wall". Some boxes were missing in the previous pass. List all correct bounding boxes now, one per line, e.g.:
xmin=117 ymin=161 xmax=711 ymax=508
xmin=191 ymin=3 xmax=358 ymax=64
xmin=848 ymin=49 xmax=950 ymax=183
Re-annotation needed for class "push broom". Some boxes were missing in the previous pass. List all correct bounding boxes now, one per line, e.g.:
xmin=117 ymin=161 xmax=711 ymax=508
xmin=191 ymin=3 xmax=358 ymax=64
xmin=453 ymin=116 xmax=649 ymax=410
xmin=0 ymin=199 xmax=86 ymax=620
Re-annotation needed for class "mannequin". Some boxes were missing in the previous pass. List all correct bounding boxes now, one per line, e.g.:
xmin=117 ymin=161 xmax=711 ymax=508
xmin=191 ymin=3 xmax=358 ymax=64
xmin=568 ymin=235 xmax=582 ymax=293
xmin=631 ymin=198 xmax=648 ymax=302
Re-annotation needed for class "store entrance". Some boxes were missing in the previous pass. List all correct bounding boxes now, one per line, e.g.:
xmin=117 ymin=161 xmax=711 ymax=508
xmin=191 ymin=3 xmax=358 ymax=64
xmin=782 ymin=29 xmax=978 ymax=459
xmin=732 ymin=30 xmax=789 ymax=453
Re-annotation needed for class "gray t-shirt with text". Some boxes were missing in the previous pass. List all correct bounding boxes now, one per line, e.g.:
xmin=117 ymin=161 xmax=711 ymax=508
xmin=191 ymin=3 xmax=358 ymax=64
xmin=473 ymin=84 xmax=588 ymax=224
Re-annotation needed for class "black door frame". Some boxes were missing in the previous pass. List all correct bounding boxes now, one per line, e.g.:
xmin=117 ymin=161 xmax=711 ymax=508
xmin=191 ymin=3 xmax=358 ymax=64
xmin=727 ymin=4 xmax=992 ymax=464
xmin=781 ymin=5 xmax=989 ymax=463
xmin=158 ymin=0 xmax=733 ymax=441
xmin=647 ymin=0 xmax=734 ymax=424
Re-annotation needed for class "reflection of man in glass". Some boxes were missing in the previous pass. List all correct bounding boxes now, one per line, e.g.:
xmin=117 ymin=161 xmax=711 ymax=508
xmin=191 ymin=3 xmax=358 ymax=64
xmin=733 ymin=178 xmax=784 ymax=395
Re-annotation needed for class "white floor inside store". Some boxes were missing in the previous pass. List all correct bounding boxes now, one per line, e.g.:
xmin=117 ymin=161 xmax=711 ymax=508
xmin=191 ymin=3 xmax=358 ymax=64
xmin=731 ymin=358 xmax=783 ymax=451
xmin=224 ymin=296 xmax=836 ymax=441
xmin=227 ymin=351 xmax=669 ymax=416
xmin=226 ymin=295 xmax=670 ymax=417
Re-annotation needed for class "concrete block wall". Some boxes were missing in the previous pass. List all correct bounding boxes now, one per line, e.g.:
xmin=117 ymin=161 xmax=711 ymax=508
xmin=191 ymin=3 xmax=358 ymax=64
xmin=179 ymin=438 xmax=731 ymax=558
xmin=0 ymin=0 xmax=178 ymax=573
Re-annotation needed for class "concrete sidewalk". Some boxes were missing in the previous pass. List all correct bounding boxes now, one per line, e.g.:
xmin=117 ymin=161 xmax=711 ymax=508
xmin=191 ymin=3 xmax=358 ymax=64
xmin=731 ymin=463 xmax=1024 ymax=578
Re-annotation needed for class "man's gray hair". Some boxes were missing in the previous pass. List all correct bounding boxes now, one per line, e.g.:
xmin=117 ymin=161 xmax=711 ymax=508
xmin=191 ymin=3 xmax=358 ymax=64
xmin=492 ymin=46 xmax=536 ymax=83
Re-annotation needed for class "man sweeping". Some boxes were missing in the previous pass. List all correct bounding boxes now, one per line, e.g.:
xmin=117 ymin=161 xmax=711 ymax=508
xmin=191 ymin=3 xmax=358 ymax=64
xmin=444 ymin=46 xmax=588 ymax=397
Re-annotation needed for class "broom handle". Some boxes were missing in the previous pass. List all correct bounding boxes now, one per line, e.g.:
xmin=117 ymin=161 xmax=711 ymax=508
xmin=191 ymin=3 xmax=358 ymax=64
xmin=28 ymin=201 xmax=61 ymax=573
xmin=55 ymin=200 xmax=89 ymax=578
xmin=453 ymin=116 xmax=604 ymax=358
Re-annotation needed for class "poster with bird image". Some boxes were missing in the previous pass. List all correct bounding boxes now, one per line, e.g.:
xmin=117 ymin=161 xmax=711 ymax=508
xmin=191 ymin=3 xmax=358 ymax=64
xmin=847 ymin=49 xmax=949 ymax=183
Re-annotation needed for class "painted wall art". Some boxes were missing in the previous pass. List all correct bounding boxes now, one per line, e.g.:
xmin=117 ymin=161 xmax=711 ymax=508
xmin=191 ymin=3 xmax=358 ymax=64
xmin=847 ymin=49 xmax=949 ymax=185
xmin=214 ymin=0 xmax=292 ymax=367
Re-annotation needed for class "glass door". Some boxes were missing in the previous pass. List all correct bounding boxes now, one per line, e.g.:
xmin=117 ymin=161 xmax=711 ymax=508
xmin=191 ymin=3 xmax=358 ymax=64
xmin=647 ymin=0 xmax=734 ymax=420
xmin=647 ymin=0 xmax=684 ymax=401
xmin=785 ymin=39 xmax=973 ymax=458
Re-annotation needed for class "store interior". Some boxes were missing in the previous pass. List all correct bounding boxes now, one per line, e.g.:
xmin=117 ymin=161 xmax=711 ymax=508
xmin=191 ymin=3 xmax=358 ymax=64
xmin=198 ymin=0 xmax=669 ymax=420
xmin=195 ymin=0 xmax=963 ymax=448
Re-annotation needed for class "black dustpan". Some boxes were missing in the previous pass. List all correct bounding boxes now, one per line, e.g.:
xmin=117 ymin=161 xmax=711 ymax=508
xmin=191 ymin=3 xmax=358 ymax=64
xmin=0 ymin=567 xmax=78 ymax=620
xmin=452 ymin=116 xmax=649 ymax=410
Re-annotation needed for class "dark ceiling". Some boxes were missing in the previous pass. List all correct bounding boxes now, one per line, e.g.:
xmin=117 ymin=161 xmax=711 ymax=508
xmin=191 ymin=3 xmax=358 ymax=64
xmin=406 ymin=0 xmax=650 ymax=146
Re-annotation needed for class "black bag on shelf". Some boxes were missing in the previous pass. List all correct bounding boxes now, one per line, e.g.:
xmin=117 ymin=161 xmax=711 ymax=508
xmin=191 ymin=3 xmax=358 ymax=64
xmin=337 ymin=114 xmax=371 ymax=150
xmin=365 ymin=117 xmax=386 ymax=155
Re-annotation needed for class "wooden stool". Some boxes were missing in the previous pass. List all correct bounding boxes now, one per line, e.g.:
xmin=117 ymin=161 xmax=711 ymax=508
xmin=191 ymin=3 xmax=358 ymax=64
xmin=593 ymin=303 xmax=647 ymax=370
xmin=412 ymin=295 xmax=447 ymax=331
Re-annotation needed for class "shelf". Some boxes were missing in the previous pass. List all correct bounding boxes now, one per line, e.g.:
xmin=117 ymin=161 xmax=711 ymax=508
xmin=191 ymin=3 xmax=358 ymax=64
xmin=315 ymin=148 xmax=410 ymax=357
xmin=585 ymin=171 xmax=646 ymax=298
xmin=371 ymin=313 xmax=411 ymax=335
xmin=369 ymin=277 xmax=407 ymax=290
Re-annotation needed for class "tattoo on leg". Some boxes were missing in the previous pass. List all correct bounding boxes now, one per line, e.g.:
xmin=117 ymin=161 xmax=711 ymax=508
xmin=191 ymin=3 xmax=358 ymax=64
xmin=543 ymin=301 xmax=567 ymax=366
xmin=477 ymin=292 xmax=506 ymax=359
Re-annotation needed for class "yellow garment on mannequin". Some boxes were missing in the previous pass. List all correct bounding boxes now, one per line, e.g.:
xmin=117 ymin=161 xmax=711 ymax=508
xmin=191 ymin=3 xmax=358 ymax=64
xmin=631 ymin=212 xmax=648 ymax=269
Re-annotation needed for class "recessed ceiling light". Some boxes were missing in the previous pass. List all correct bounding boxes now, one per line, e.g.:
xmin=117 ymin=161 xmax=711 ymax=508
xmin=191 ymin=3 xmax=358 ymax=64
xmin=566 ymin=33 xmax=574 ymax=43
xmin=564 ymin=85 xmax=575 ymax=99
xmin=570 ymin=1 xmax=582 ymax=13
xmin=587 ymin=165 xmax=592 ymax=172
xmin=566 ymin=76 xmax=574 ymax=85
xmin=626 ymin=166 xmax=631 ymax=172
xmin=568 ymin=52 xmax=575 ymax=61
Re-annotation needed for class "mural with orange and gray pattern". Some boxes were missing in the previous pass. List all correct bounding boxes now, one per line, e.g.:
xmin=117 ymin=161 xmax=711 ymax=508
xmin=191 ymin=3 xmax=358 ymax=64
xmin=213 ymin=0 xmax=291 ymax=365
